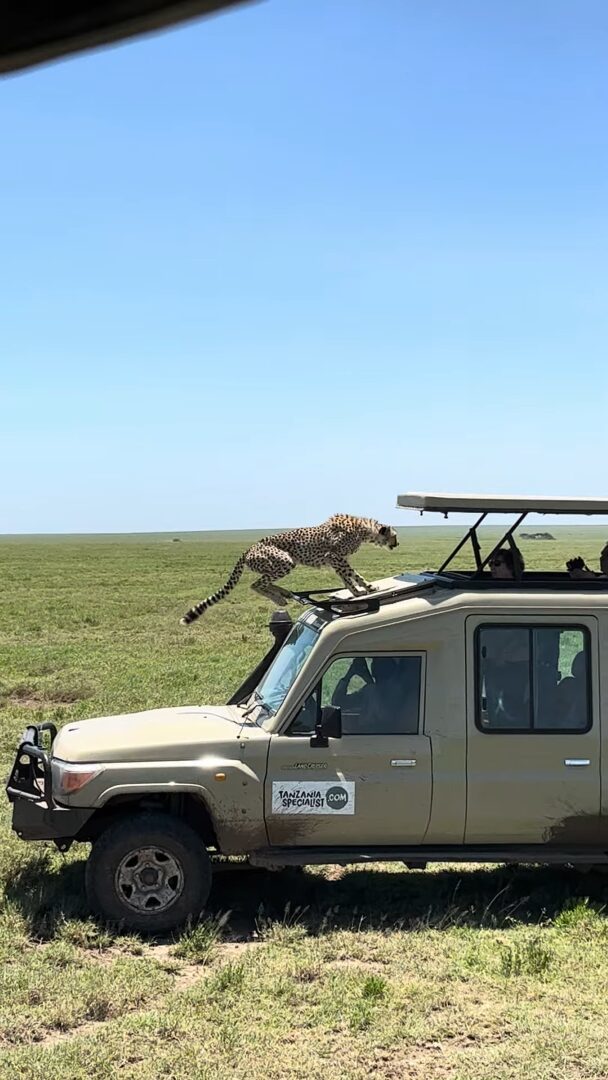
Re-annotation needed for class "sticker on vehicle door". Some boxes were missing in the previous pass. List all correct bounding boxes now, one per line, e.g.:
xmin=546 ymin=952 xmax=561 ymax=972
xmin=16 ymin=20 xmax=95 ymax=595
xmin=271 ymin=781 xmax=355 ymax=815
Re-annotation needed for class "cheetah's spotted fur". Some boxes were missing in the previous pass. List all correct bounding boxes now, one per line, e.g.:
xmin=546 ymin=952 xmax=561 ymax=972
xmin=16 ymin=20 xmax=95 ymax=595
xmin=180 ymin=514 xmax=399 ymax=624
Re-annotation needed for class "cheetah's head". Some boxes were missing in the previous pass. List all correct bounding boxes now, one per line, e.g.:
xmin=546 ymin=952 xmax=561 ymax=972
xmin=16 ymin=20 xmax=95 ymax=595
xmin=376 ymin=523 xmax=398 ymax=550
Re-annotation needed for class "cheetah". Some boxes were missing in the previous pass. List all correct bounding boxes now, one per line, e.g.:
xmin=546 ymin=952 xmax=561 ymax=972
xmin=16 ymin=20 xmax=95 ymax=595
xmin=180 ymin=514 xmax=399 ymax=625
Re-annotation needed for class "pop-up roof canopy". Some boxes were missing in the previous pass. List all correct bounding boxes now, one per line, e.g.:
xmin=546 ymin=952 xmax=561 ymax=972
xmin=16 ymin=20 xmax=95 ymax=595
xmin=398 ymin=493 xmax=608 ymax=516
xmin=398 ymin=491 xmax=608 ymax=577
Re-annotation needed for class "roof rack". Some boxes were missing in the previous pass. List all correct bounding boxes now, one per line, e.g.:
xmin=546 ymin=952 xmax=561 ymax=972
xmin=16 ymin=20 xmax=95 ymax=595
xmin=291 ymin=575 xmax=452 ymax=616
xmin=444 ymin=570 xmax=608 ymax=591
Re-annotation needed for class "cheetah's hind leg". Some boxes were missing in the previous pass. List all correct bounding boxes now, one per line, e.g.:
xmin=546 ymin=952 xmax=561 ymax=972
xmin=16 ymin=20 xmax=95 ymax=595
xmin=251 ymin=577 xmax=296 ymax=606
xmin=247 ymin=545 xmax=296 ymax=607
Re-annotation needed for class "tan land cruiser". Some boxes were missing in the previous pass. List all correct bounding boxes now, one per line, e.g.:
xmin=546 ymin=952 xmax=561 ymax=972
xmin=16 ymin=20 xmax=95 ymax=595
xmin=7 ymin=493 xmax=608 ymax=932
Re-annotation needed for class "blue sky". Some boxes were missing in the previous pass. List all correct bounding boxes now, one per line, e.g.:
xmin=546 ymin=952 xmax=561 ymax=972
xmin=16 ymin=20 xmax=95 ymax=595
xmin=1 ymin=0 xmax=607 ymax=532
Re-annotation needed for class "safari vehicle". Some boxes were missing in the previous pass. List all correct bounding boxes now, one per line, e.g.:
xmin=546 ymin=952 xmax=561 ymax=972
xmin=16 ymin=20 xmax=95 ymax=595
xmin=7 ymin=493 xmax=608 ymax=932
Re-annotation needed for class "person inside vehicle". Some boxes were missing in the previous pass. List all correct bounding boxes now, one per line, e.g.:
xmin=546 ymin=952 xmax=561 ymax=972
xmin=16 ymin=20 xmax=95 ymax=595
xmin=552 ymin=643 xmax=587 ymax=730
xmin=555 ymin=650 xmax=588 ymax=728
xmin=331 ymin=656 xmax=418 ymax=733
xmin=489 ymin=545 xmax=525 ymax=580
xmin=480 ymin=628 xmax=530 ymax=727
xmin=566 ymin=541 xmax=608 ymax=579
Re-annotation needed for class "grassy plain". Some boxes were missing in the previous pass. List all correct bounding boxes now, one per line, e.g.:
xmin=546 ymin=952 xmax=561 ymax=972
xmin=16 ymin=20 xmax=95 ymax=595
xmin=1 ymin=525 xmax=608 ymax=1079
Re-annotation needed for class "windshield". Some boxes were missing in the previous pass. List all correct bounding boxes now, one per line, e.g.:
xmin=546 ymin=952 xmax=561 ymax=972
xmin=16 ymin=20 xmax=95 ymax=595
xmin=256 ymin=621 xmax=320 ymax=725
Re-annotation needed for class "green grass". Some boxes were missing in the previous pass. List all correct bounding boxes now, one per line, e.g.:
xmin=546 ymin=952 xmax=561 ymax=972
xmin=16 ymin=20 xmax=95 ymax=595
xmin=1 ymin=525 xmax=608 ymax=1077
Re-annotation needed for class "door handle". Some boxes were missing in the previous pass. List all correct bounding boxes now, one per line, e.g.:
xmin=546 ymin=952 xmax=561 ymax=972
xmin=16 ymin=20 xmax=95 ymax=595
xmin=564 ymin=759 xmax=591 ymax=767
xmin=391 ymin=759 xmax=416 ymax=767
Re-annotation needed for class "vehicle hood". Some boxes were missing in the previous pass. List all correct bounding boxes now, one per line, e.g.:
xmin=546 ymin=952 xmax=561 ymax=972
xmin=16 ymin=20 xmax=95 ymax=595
xmin=52 ymin=705 xmax=245 ymax=764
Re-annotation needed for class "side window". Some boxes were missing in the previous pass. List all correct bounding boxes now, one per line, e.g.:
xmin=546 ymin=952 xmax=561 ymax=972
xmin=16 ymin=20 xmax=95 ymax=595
xmin=477 ymin=625 xmax=591 ymax=733
xmin=289 ymin=655 xmax=422 ymax=736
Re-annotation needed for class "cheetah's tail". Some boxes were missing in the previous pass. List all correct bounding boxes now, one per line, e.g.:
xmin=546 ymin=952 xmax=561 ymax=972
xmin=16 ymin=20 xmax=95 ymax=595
xmin=180 ymin=552 xmax=248 ymax=625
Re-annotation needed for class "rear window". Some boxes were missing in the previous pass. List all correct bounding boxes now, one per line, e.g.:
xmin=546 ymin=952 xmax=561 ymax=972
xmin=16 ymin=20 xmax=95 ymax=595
xmin=476 ymin=624 xmax=591 ymax=733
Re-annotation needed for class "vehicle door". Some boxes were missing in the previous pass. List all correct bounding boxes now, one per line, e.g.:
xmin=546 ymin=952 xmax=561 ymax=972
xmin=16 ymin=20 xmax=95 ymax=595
xmin=465 ymin=617 xmax=600 ymax=845
xmin=264 ymin=652 xmax=432 ymax=846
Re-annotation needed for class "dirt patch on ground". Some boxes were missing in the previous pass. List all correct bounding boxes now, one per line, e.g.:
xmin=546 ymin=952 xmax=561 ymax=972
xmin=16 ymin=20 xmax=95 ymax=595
xmin=327 ymin=958 xmax=384 ymax=972
xmin=367 ymin=1032 xmax=510 ymax=1079
xmin=3 ymin=686 xmax=86 ymax=708
xmin=32 ymin=939 xmax=255 ymax=1050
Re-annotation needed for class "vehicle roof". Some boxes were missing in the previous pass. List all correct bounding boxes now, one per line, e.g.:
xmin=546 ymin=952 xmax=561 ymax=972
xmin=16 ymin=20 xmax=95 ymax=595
xmin=397 ymin=492 xmax=608 ymax=515
xmin=306 ymin=570 xmax=608 ymax=624
xmin=311 ymin=573 xmax=608 ymax=636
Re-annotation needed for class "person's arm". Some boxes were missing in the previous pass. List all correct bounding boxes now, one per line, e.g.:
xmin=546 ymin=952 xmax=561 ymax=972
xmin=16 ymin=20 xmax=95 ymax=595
xmin=566 ymin=556 xmax=597 ymax=580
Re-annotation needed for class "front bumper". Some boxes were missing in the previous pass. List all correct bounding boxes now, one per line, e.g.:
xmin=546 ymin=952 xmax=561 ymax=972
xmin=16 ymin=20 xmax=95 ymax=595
xmin=6 ymin=723 xmax=94 ymax=847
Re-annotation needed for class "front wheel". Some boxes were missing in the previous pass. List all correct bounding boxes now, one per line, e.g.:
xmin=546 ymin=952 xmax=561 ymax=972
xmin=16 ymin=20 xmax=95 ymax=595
xmin=86 ymin=812 xmax=212 ymax=933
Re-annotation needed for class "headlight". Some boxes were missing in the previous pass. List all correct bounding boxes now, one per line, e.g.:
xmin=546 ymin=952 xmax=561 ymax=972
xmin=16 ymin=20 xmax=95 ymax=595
xmin=53 ymin=760 xmax=102 ymax=797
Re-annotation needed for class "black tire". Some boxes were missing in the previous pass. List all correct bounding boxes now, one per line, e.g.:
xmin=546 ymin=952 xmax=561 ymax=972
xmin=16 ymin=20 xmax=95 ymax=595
xmin=85 ymin=812 xmax=212 ymax=933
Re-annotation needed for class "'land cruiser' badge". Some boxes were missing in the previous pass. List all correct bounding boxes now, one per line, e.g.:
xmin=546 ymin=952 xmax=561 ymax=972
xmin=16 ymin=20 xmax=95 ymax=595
xmin=271 ymin=781 xmax=355 ymax=815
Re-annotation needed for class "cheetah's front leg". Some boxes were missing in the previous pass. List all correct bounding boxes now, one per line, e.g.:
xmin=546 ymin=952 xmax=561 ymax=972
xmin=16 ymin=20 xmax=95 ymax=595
xmin=329 ymin=557 xmax=375 ymax=596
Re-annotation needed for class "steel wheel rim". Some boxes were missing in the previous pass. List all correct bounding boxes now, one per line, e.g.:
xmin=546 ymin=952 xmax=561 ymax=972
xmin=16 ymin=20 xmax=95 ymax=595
xmin=115 ymin=845 xmax=185 ymax=914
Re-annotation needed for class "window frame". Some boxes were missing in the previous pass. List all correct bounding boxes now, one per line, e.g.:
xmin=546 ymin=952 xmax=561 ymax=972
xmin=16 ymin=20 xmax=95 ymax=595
xmin=285 ymin=651 xmax=426 ymax=737
xmin=474 ymin=622 xmax=592 ymax=735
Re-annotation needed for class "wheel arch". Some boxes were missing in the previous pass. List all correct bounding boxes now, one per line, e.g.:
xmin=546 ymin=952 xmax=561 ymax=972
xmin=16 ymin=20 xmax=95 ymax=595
xmin=79 ymin=791 xmax=220 ymax=848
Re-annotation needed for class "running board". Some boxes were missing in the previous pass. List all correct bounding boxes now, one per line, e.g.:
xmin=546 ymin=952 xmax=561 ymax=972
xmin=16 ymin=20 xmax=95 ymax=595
xmin=248 ymin=845 xmax=608 ymax=869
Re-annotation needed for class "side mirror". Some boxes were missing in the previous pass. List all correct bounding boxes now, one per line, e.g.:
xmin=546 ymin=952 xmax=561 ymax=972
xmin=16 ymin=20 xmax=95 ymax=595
xmin=310 ymin=705 xmax=342 ymax=748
